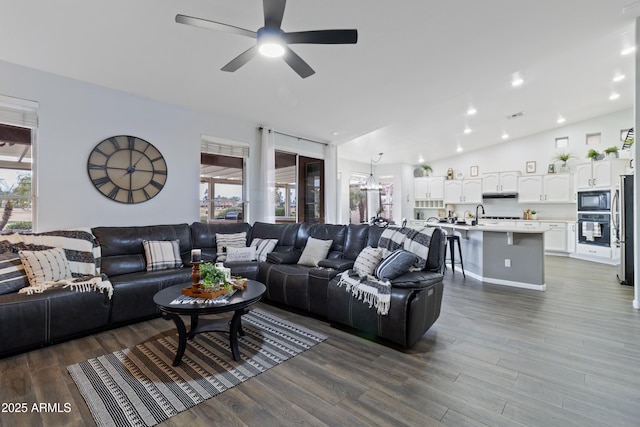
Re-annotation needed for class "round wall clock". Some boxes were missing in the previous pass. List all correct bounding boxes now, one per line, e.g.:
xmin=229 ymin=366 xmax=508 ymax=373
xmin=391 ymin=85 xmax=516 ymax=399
xmin=87 ymin=135 xmax=167 ymax=204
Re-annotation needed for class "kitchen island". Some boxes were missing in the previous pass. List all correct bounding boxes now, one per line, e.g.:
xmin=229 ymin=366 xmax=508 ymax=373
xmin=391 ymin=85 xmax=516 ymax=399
xmin=426 ymin=222 xmax=551 ymax=290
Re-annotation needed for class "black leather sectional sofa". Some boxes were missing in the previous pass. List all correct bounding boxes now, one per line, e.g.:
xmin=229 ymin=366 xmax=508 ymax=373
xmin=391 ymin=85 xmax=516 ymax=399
xmin=0 ymin=221 xmax=446 ymax=358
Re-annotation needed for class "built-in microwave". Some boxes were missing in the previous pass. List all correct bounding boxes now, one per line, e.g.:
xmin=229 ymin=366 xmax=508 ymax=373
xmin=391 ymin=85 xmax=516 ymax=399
xmin=577 ymin=190 xmax=611 ymax=212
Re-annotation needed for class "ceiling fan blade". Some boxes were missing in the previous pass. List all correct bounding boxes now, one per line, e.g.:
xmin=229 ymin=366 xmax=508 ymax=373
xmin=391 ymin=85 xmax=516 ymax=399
xmin=175 ymin=14 xmax=257 ymax=38
xmin=221 ymin=46 xmax=259 ymax=72
xmin=283 ymin=47 xmax=315 ymax=78
xmin=263 ymin=0 xmax=287 ymax=29
xmin=284 ymin=29 xmax=358 ymax=44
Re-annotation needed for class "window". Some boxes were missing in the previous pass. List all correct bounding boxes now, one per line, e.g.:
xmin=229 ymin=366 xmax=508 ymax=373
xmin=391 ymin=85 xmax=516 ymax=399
xmin=586 ymin=133 xmax=601 ymax=145
xmin=348 ymin=174 xmax=394 ymax=224
xmin=555 ymin=136 xmax=569 ymax=148
xmin=0 ymin=97 xmax=37 ymax=232
xmin=200 ymin=138 xmax=248 ymax=223
xmin=275 ymin=151 xmax=297 ymax=222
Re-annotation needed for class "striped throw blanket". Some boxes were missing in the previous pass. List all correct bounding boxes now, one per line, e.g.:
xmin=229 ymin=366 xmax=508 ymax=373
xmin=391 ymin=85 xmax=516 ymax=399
xmin=335 ymin=270 xmax=391 ymax=315
xmin=378 ymin=226 xmax=433 ymax=270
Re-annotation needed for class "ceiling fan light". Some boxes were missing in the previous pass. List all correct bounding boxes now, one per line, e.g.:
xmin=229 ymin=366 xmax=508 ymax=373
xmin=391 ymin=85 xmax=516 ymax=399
xmin=258 ymin=30 xmax=285 ymax=57
xmin=259 ymin=41 xmax=285 ymax=57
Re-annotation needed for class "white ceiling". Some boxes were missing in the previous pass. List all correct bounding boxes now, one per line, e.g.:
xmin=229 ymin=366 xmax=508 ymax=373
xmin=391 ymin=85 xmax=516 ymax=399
xmin=0 ymin=0 xmax=637 ymax=165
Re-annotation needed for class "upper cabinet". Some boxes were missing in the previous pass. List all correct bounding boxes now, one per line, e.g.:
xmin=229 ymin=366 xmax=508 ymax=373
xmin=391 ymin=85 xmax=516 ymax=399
xmin=414 ymin=176 xmax=445 ymax=200
xmin=575 ymin=159 xmax=628 ymax=190
xmin=518 ymin=174 xmax=574 ymax=203
xmin=482 ymin=171 xmax=520 ymax=194
xmin=444 ymin=179 xmax=482 ymax=204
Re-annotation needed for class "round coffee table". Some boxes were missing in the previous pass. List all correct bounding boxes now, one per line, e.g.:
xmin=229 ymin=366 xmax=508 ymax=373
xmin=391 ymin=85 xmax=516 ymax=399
xmin=153 ymin=280 xmax=266 ymax=366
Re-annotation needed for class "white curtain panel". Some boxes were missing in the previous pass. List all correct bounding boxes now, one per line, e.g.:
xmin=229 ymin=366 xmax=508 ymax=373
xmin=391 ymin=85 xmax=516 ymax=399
xmin=324 ymin=143 xmax=338 ymax=224
xmin=257 ymin=127 xmax=276 ymax=223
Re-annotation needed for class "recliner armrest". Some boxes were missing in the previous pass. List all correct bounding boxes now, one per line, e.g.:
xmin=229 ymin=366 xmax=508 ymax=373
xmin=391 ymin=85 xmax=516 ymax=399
xmin=266 ymin=251 xmax=301 ymax=264
xmin=390 ymin=271 xmax=443 ymax=289
xmin=317 ymin=259 xmax=354 ymax=271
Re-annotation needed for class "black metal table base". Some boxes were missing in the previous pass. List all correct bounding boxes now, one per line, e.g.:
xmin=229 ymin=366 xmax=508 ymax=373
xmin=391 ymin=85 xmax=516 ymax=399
xmin=161 ymin=307 xmax=250 ymax=366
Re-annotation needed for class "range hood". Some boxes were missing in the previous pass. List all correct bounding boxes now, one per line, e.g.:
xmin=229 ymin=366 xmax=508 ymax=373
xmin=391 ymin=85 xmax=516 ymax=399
xmin=482 ymin=192 xmax=518 ymax=199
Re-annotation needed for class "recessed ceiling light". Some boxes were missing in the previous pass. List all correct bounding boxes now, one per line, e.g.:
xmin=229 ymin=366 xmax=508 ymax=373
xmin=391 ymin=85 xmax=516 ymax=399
xmin=613 ymin=74 xmax=625 ymax=82
xmin=418 ymin=155 xmax=425 ymax=163
xmin=456 ymin=146 xmax=463 ymax=152
xmin=512 ymin=77 xmax=524 ymax=87
xmin=464 ymin=127 xmax=471 ymax=134
xmin=467 ymin=107 xmax=477 ymax=115
xmin=501 ymin=133 xmax=509 ymax=139
xmin=557 ymin=116 xmax=566 ymax=124
xmin=621 ymin=46 xmax=636 ymax=56
xmin=609 ymin=92 xmax=620 ymax=100
xmin=330 ymin=131 xmax=339 ymax=136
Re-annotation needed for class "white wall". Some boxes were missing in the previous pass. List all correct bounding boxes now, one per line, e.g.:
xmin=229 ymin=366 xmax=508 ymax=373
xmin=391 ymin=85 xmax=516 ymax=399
xmin=0 ymin=59 xmax=261 ymax=231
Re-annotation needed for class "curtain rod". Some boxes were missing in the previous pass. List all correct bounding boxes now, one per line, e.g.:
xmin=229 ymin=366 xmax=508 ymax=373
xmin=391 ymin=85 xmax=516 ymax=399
xmin=258 ymin=126 xmax=328 ymax=147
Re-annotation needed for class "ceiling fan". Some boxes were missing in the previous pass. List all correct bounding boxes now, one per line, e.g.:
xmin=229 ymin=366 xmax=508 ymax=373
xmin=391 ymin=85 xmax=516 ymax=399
xmin=176 ymin=0 xmax=358 ymax=78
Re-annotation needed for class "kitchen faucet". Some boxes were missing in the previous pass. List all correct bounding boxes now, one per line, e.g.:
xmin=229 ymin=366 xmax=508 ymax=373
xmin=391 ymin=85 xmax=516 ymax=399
xmin=475 ymin=204 xmax=485 ymax=225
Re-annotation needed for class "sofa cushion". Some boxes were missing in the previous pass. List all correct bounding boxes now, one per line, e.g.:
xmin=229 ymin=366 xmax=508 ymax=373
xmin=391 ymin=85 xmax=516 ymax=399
xmin=93 ymin=224 xmax=192 ymax=276
xmin=353 ymin=246 xmax=383 ymax=277
xmin=250 ymin=238 xmax=278 ymax=261
xmin=375 ymin=249 xmax=416 ymax=280
xmin=298 ymin=237 xmax=333 ymax=267
xmin=226 ymin=246 xmax=256 ymax=262
xmin=215 ymin=232 xmax=247 ymax=262
xmin=142 ymin=240 xmax=183 ymax=271
xmin=19 ymin=247 xmax=73 ymax=285
xmin=0 ymin=253 xmax=29 ymax=295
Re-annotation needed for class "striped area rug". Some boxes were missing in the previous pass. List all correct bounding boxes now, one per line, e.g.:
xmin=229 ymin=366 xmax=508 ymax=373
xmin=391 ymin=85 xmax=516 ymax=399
xmin=68 ymin=309 xmax=327 ymax=427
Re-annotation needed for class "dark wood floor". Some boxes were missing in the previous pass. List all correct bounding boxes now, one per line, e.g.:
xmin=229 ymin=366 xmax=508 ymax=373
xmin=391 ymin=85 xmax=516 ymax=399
xmin=1 ymin=256 xmax=638 ymax=427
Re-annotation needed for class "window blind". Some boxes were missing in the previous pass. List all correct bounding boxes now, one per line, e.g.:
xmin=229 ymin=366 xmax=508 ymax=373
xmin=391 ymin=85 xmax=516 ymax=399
xmin=200 ymin=139 xmax=249 ymax=158
xmin=0 ymin=95 xmax=38 ymax=129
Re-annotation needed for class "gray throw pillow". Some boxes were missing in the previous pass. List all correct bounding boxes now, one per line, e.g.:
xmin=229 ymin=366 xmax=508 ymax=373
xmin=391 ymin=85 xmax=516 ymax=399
xmin=297 ymin=237 xmax=333 ymax=267
xmin=0 ymin=253 xmax=29 ymax=295
xmin=375 ymin=249 xmax=417 ymax=280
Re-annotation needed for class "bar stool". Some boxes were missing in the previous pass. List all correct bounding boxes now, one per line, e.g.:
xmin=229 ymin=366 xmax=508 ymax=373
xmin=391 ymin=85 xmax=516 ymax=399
xmin=444 ymin=233 xmax=465 ymax=278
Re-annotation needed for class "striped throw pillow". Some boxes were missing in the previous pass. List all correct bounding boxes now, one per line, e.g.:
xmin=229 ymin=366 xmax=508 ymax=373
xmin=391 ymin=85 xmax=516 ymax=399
xmin=353 ymin=246 xmax=383 ymax=277
xmin=18 ymin=247 xmax=73 ymax=285
xmin=0 ymin=253 xmax=29 ymax=294
xmin=215 ymin=232 xmax=247 ymax=262
xmin=250 ymin=238 xmax=279 ymax=262
xmin=142 ymin=240 xmax=183 ymax=271
xmin=375 ymin=249 xmax=416 ymax=280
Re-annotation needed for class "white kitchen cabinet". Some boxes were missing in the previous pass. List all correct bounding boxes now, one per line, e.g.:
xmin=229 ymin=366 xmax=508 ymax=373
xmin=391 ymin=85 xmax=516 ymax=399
xmin=482 ymin=171 xmax=519 ymax=194
xmin=414 ymin=176 xmax=444 ymax=200
xmin=543 ymin=174 xmax=573 ymax=203
xmin=543 ymin=222 xmax=568 ymax=252
xmin=567 ymin=222 xmax=576 ymax=253
xmin=518 ymin=175 xmax=543 ymax=203
xmin=444 ymin=179 xmax=482 ymax=204
xmin=575 ymin=159 xmax=628 ymax=190
xmin=517 ymin=174 xmax=573 ymax=203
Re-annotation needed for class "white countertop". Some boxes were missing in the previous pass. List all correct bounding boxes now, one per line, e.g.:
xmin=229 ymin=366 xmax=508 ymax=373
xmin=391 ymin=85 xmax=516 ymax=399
xmin=425 ymin=222 xmax=551 ymax=234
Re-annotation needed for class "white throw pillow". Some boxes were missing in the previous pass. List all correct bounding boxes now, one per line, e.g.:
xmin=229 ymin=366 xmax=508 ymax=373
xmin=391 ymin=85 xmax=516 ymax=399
xmin=297 ymin=237 xmax=333 ymax=267
xmin=353 ymin=246 xmax=383 ymax=277
xmin=226 ymin=246 xmax=257 ymax=262
xmin=215 ymin=232 xmax=248 ymax=262
xmin=19 ymin=247 xmax=73 ymax=285
xmin=250 ymin=238 xmax=279 ymax=262
xmin=142 ymin=240 xmax=183 ymax=271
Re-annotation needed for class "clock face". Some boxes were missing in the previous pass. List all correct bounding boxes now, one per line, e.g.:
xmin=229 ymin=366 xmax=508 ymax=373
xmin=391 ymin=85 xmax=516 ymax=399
xmin=87 ymin=135 xmax=167 ymax=204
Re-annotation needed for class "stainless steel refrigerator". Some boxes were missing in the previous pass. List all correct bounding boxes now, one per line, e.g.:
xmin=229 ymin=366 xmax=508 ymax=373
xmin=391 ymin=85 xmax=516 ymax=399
xmin=614 ymin=174 xmax=634 ymax=285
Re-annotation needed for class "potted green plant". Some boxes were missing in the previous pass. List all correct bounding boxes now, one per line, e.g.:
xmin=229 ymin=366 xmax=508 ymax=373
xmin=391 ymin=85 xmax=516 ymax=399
xmin=530 ymin=209 xmax=537 ymax=220
xmin=421 ymin=165 xmax=433 ymax=176
xmin=199 ymin=262 xmax=226 ymax=288
xmin=604 ymin=146 xmax=619 ymax=158
xmin=587 ymin=149 xmax=603 ymax=161
xmin=555 ymin=152 xmax=573 ymax=172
